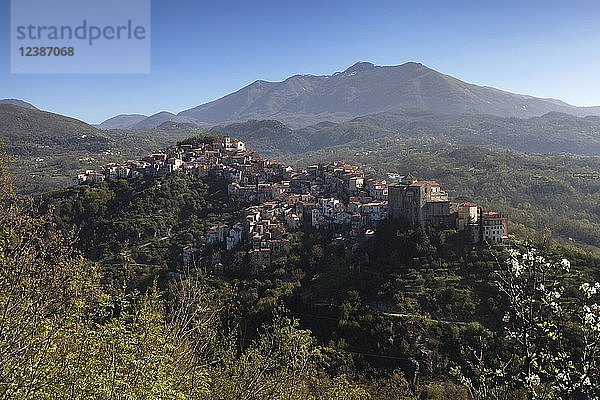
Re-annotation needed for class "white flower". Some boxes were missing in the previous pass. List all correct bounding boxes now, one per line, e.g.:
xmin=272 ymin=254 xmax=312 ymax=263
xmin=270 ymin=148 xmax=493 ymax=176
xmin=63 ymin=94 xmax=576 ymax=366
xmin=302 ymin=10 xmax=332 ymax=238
xmin=560 ymin=258 xmax=571 ymax=271
xmin=580 ymin=282 xmax=597 ymax=297
xmin=525 ymin=373 xmax=541 ymax=386
xmin=556 ymin=371 xmax=569 ymax=383
xmin=583 ymin=376 xmax=591 ymax=387
xmin=589 ymin=286 xmax=598 ymax=296
xmin=510 ymin=258 xmax=524 ymax=276
xmin=581 ymin=282 xmax=590 ymax=290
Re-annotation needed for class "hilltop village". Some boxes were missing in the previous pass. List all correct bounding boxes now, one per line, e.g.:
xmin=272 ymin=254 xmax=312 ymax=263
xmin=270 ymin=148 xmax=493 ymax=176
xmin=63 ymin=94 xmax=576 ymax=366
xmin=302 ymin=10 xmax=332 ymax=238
xmin=73 ymin=136 xmax=509 ymax=269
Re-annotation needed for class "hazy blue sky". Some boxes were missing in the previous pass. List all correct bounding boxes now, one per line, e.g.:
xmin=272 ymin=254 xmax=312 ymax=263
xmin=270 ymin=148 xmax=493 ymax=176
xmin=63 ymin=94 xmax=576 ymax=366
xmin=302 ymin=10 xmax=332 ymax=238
xmin=1 ymin=0 xmax=600 ymax=123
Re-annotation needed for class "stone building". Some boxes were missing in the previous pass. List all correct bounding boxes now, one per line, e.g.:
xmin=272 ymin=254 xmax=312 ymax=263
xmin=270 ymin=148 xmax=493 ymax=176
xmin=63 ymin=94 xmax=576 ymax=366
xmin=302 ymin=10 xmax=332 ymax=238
xmin=388 ymin=176 xmax=451 ymax=227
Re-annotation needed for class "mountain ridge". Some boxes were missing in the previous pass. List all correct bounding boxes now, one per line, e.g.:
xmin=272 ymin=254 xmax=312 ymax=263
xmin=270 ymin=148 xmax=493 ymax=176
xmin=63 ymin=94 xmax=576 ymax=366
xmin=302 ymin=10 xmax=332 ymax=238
xmin=91 ymin=61 xmax=600 ymax=129
xmin=0 ymin=104 xmax=111 ymax=156
xmin=210 ymin=111 xmax=600 ymax=157
xmin=178 ymin=61 xmax=600 ymax=128
xmin=4 ymin=102 xmax=600 ymax=159
xmin=97 ymin=114 xmax=148 ymax=130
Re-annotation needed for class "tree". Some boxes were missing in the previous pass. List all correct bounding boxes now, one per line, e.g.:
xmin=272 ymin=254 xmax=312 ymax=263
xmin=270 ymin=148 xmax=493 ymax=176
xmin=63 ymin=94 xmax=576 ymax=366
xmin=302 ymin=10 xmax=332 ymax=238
xmin=454 ymin=246 xmax=599 ymax=400
xmin=0 ymin=151 xmax=103 ymax=398
xmin=209 ymin=310 xmax=369 ymax=400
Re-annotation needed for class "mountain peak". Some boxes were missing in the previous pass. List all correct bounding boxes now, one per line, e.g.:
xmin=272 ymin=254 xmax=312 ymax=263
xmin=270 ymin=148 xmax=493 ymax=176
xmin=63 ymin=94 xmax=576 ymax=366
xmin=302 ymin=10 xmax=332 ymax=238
xmin=178 ymin=61 xmax=600 ymax=128
xmin=0 ymin=99 xmax=38 ymax=110
xmin=399 ymin=61 xmax=425 ymax=69
xmin=344 ymin=61 xmax=376 ymax=74
xmin=98 ymin=114 xmax=148 ymax=130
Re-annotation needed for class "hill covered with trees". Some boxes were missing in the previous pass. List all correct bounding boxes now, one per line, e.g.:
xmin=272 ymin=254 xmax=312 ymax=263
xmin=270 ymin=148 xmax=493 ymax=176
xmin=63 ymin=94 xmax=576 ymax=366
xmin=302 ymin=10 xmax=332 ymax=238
xmin=2 ymin=141 xmax=593 ymax=398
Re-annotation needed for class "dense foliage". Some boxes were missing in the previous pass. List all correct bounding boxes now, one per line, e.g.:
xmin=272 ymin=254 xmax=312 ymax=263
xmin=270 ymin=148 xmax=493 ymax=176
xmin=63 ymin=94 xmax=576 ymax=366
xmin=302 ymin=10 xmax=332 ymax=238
xmin=2 ymin=140 xmax=599 ymax=398
xmin=33 ymin=162 xmax=599 ymax=398
xmin=1 ymin=155 xmax=373 ymax=399
xmin=41 ymin=172 xmax=240 ymax=293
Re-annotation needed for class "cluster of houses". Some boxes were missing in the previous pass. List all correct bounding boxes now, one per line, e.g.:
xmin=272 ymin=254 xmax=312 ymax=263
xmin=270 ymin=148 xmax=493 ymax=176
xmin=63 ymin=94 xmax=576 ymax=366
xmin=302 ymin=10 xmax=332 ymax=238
xmin=73 ymin=136 xmax=509 ymax=269
xmin=73 ymin=136 xmax=249 ymax=186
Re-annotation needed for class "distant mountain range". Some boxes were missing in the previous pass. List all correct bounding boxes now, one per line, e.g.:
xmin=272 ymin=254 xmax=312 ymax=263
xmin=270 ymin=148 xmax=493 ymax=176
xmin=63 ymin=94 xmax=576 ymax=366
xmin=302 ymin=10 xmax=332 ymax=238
xmin=2 ymin=92 xmax=600 ymax=196
xmin=100 ymin=61 xmax=600 ymax=130
xmin=209 ymin=112 xmax=600 ymax=156
xmin=97 ymin=112 xmax=198 ymax=130
xmin=3 ymin=61 xmax=600 ymax=159
xmin=3 ymin=93 xmax=600 ymax=158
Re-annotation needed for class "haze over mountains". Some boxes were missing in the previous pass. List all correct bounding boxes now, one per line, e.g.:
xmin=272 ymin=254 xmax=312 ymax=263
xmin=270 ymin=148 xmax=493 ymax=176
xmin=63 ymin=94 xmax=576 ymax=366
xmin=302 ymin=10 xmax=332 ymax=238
xmin=98 ymin=112 xmax=198 ymax=130
xmin=101 ymin=61 xmax=600 ymax=130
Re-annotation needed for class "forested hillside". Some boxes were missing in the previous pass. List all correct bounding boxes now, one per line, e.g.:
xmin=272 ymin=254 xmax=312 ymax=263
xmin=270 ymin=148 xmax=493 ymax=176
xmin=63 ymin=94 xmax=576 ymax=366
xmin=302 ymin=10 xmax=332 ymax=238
xmin=4 ymin=144 xmax=592 ymax=399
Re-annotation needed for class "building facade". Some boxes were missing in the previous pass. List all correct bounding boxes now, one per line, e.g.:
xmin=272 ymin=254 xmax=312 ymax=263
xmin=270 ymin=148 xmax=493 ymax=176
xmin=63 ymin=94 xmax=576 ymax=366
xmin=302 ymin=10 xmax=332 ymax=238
xmin=388 ymin=177 xmax=451 ymax=227
xmin=473 ymin=212 xmax=508 ymax=243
